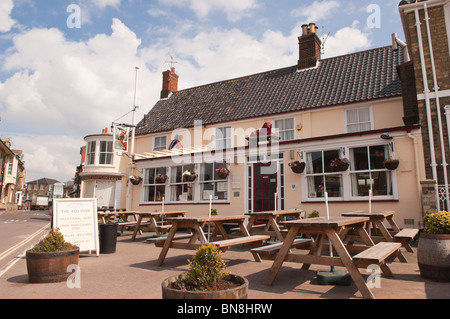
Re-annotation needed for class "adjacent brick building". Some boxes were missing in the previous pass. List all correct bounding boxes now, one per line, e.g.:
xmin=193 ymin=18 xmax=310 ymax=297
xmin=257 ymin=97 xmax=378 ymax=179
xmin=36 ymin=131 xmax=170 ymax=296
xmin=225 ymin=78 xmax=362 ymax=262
xmin=399 ymin=0 xmax=450 ymax=210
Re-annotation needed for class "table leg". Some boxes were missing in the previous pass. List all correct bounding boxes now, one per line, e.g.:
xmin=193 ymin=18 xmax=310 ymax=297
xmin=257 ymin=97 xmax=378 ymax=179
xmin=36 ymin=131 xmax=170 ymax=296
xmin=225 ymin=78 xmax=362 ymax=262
xmin=264 ymin=226 xmax=299 ymax=286
xmin=213 ymin=221 xmax=229 ymax=240
xmin=325 ymin=229 xmax=375 ymax=299
xmin=246 ymin=215 xmax=257 ymax=235
xmin=149 ymin=216 xmax=161 ymax=237
xmin=301 ymin=233 xmax=324 ymax=270
xmin=156 ymin=223 xmax=179 ymax=266
xmin=131 ymin=215 xmax=144 ymax=241
xmin=268 ymin=217 xmax=284 ymax=241
xmin=374 ymin=219 xmax=407 ymax=263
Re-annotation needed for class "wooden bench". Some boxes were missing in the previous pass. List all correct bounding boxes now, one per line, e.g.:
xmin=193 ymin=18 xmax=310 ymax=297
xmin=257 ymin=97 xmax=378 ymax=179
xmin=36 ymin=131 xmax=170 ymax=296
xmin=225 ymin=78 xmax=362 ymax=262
xmin=394 ymin=228 xmax=419 ymax=252
xmin=148 ymin=234 xmax=193 ymax=245
xmin=211 ymin=235 xmax=270 ymax=250
xmin=353 ymin=242 xmax=401 ymax=277
xmin=250 ymin=238 xmax=312 ymax=255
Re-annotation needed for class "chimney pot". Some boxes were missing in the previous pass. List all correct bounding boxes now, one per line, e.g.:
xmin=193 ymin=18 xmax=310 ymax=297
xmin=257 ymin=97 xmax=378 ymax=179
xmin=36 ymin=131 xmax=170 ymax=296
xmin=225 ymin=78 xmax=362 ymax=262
xmin=309 ymin=23 xmax=317 ymax=34
xmin=301 ymin=24 xmax=309 ymax=36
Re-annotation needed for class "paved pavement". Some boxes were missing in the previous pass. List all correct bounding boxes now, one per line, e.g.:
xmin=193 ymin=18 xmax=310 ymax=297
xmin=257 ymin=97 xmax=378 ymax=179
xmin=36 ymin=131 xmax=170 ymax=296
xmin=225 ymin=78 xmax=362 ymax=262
xmin=0 ymin=218 xmax=449 ymax=302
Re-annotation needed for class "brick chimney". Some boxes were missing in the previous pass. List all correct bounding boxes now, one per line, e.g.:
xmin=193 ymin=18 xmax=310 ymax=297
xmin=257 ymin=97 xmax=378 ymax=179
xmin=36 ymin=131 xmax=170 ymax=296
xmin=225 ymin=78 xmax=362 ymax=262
xmin=160 ymin=67 xmax=179 ymax=99
xmin=298 ymin=23 xmax=322 ymax=70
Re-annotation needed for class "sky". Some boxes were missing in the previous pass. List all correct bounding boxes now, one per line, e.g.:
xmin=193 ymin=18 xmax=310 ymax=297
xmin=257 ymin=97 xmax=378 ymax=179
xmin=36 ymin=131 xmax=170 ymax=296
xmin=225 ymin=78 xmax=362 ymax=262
xmin=0 ymin=0 xmax=405 ymax=183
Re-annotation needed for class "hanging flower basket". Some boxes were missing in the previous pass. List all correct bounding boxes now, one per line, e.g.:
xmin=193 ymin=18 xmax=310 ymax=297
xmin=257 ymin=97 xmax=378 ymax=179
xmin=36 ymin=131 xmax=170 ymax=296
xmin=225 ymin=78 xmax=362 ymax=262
xmin=216 ymin=167 xmax=230 ymax=179
xmin=129 ymin=176 xmax=142 ymax=185
xmin=384 ymin=159 xmax=399 ymax=170
xmin=288 ymin=161 xmax=305 ymax=174
xmin=330 ymin=158 xmax=349 ymax=172
xmin=155 ymin=173 xmax=168 ymax=184
xmin=182 ymin=170 xmax=197 ymax=182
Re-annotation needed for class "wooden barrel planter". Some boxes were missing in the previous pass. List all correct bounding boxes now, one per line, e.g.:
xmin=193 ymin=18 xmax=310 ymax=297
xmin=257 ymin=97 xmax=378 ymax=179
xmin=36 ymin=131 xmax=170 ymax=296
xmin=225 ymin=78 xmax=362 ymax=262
xmin=417 ymin=233 xmax=450 ymax=282
xmin=26 ymin=248 xmax=80 ymax=283
xmin=162 ymin=274 xmax=248 ymax=299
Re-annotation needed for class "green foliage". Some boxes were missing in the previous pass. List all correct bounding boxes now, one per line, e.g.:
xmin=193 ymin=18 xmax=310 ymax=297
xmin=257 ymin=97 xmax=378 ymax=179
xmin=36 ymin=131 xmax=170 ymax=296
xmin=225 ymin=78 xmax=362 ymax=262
xmin=308 ymin=210 xmax=320 ymax=218
xmin=210 ymin=209 xmax=218 ymax=216
xmin=182 ymin=244 xmax=228 ymax=291
xmin=31 ymin=228 xmax=77 ymax=252
xmin=423 ymin=211 xmax=450 ymax=234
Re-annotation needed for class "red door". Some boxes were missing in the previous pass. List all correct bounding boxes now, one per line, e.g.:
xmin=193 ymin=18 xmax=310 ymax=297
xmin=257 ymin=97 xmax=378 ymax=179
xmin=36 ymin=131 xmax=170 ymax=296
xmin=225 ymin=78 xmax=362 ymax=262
xmin=253 ymin=163 xmax=277 ymax=212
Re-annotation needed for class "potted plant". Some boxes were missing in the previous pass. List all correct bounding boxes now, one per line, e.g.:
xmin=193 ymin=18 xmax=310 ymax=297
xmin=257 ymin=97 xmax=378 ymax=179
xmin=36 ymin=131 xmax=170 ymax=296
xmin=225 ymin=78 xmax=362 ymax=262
xmin=182 ymin=170 xmax=197 ymax=182
xmin=330 ymin=157 xmax=349 ymax=172
xmin=417 ymin=211 xmax=450 ymax=282
xmin=26 ymin=228 xmax=79 ymax=283
xmin=215 ymin=167 xmax=230 ymax=179
xmin=129 ymin=176 xmax=142 ymax=185
xmin=384 ymin=158 xmax=400 ymax=170
xmin=155 ymin=173 xmax=168 ymax=183
xmin=161 ymin=244 xmax=248 ymax=299
xmin=288 ymin=161 xmax=306 ymax=173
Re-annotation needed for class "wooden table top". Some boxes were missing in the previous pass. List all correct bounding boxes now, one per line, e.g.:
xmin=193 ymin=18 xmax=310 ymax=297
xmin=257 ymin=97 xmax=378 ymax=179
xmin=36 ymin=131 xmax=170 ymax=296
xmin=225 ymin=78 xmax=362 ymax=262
xmin=133 ymin=211 xmax=186 ymax=216
xmin=246 ymin=209 xmax=304 ymax=216
xmin=166 ymin=215 xmax=249 ymax=223
xmin=282 ymin=216 xmax=369 ymax=228
xmin=98 ymin=211 xmax=138 ymax=216
xmin=341 ymin=211 xmax=395 ymax=218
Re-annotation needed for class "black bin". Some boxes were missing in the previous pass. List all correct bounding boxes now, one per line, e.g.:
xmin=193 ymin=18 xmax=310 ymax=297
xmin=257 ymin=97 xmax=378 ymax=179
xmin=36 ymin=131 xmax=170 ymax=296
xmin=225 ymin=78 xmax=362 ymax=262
xmin=99 ymin=222 xmax=118 ymax=254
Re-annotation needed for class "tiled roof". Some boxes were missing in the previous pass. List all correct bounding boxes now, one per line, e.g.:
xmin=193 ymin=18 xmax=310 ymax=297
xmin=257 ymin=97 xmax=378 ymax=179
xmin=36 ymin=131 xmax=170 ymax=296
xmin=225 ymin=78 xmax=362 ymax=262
xmin=136 ymin=46 xmax=404 ymax=135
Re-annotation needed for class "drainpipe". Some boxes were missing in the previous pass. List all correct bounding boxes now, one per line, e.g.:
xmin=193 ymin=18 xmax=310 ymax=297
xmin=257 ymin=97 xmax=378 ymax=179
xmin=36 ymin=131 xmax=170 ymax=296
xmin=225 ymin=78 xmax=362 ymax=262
xmin=446 ymin=105 xmax=450 ymax=149
xmin=414 ymin=7 xmax=439 ymax=207
xmin=424 ymin=3 xmax=449 ymax=210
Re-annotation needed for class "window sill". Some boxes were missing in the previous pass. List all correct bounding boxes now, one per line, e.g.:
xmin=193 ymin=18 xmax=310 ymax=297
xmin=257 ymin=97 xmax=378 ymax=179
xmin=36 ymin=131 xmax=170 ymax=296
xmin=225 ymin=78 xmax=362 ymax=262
xmin=301 ymin=199 xmax=398 ymax=203
xmin=140 ymin=201 xmax=231 ymax=206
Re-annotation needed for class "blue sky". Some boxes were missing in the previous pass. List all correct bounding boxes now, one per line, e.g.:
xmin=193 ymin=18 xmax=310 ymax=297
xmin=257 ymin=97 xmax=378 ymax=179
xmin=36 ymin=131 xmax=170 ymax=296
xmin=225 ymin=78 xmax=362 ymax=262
xmin=0 ymin=0 xmax=406 ymax=182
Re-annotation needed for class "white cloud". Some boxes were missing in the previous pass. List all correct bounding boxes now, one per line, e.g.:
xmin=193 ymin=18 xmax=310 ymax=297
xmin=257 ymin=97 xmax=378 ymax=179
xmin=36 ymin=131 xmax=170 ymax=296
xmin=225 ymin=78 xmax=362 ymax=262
xmin=91 ymin=0 xmax=121 ymax=9
xmin=0 ymin=0 xmax=16 ymax=32
xmin=8 ymin=134 xmax=81 ymax=182
xmin=321 ymin=21 xmax=371 ymax=58
xmin=162 ymin=0 xmax=259 ymax=22
xmin=291 ymin=0 xmax=340 ymax=23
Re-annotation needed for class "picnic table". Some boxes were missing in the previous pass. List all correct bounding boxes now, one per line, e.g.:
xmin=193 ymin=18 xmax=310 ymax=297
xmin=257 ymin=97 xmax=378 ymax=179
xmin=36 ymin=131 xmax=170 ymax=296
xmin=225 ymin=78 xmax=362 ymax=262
xmin=341 ymin=211 xmax=418 ymax=261
xmin=245 ymin=209 xmax=305 ymax=241
xmin=257 ymin=216 xmax=401 ymax=299
xmin=154 ymin=215 xmax=270 ymax=266
xmin=131 ymin=211 xmax=187 ymax=241
xmin=98 ymin=211 xmax=141 ymax=234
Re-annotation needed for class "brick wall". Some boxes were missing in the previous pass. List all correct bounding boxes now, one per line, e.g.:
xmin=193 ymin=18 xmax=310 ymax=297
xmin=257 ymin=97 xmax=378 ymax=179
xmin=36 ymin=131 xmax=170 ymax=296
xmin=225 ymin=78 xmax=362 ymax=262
xmin=403 ymin=4 xmax=450 ymax=185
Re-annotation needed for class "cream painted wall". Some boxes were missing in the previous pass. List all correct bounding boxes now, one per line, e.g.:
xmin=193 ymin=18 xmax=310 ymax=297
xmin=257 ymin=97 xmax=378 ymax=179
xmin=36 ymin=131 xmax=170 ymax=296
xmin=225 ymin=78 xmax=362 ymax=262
xmin=129 ymin=98 xmax=425 ymax=228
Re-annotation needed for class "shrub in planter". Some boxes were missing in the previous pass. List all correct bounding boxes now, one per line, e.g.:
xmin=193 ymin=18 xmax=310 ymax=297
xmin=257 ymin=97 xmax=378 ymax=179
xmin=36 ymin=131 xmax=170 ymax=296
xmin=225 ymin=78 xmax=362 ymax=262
xmin=26 ymin=228 xmax=79 ymax=283
xmin=161 ymin=244 xmax=248 ymax=299
xmin=417 ymin=211 xmax=450 ymax=282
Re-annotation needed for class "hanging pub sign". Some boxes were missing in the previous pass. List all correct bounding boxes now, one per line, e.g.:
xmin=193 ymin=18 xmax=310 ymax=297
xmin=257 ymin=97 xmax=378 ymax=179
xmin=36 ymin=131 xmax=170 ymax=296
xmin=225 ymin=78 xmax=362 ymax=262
xmin=113 ymin=125 xmax=129 ymax=152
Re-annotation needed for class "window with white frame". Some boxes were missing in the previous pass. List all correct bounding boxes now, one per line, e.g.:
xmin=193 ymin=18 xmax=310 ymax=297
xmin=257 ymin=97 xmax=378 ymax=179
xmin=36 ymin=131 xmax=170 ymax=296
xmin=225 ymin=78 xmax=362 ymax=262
xmin=215 ymin=127 xmax=232 ymax=150
xmin=170 ymin=164 xmax=196 ymax=202
xmin=305 ymin=149 xmax=343 ymax=198
xmin=143 ymin=167 xmax=167 ymax=202
xmin=87 ymin=141 xmax=96 ymax=165
xmin=346 ymin=107 xmax=371 ymax=133
xmin=153 ymin=136 xmax=167 ymax=152
xmin=199 ymin=162 xmax=229 ymax=201
xmin=7 ymin=157 xmax=13 ymax=175
xmin=99 ymin=141 xmax=113 ymax=165
xmin=274 ymin=118 xmax=295 ymax=141
xmin=349 ymin=145 xmax=393 ymax=197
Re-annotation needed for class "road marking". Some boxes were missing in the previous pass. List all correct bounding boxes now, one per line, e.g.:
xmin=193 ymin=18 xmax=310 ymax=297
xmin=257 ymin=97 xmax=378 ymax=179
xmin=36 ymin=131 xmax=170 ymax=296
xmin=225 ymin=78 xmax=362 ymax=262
xmin=0 ymin=223 xmax=50 ymax=262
